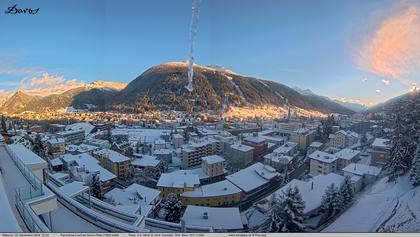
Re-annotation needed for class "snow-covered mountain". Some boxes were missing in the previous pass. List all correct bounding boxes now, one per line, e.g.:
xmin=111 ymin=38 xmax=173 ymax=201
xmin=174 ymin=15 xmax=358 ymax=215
xmin=0 ymin=80 xmax=127 ymax=114
xmin=293 ymin=86 xmax=368 ymax=113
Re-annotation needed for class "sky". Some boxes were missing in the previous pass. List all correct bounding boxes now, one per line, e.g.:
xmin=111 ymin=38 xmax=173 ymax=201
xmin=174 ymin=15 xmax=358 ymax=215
xmin=1 ymin=0 xmax=420 ymax=106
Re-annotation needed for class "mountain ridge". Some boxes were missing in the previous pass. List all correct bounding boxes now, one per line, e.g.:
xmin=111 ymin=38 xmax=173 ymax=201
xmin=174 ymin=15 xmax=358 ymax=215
xmin=0 ymin=62 xmax=354 ymax=115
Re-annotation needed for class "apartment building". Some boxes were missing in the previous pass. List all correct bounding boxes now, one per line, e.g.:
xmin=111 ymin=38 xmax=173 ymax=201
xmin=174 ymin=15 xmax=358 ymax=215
xmin=171 ymin=133 xmax=184 ymax=149
xmin=93 ymin=149 xmax=131 ymax=180
xmin=309 ymin=151 xmax=338 ymax=176
xmin=46 ymin=137 xmax=66 ymax=159
xmin=329 ymin=130 xmax=359 ymax=149
xmin=180 ymin=138 xmax=218 ymax=169
xmin=229 ymin=143 xmax=254 ymax=168
xmin=57 ymin=129 xmax=85 ymax=145
xmin=201 ymin=155 xmax=225 ymax=178
xmin=289 ymin=128 xmax=316 ymax=151
xmin=242 ymin=134 xmax=268 ymax=160
xmin=371 ymin=138 xmax=391 ymax=166
xmin=157 ymin=172 xmax=200 ymax=198
xmin=180 ymin=180 xmax=243 ymax=207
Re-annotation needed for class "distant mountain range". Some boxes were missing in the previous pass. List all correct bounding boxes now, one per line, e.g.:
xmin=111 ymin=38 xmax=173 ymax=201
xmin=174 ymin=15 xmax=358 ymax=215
xmin=0 ymin=62 xmax=355 ymax=115
xmin=293 ymin=86 xmax=368 ymax=113
xmin=0 ymin=81 xmax=126 ymax=114
xmin=366 ymin=93 xmax=413 ymax=113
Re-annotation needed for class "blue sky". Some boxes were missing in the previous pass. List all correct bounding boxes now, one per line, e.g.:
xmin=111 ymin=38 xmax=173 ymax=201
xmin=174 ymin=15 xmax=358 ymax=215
xmin=1 ymin=0 xmax=419 ymax=105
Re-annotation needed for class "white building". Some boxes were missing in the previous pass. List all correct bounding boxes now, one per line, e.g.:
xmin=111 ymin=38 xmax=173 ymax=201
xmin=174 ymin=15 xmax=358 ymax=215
xmin=104 ymin=183 xmax=161 ymax=216
xmin=342 ymin=163 xmax=382 ymax=192
xmin=171 ymin=134 xmax=184 ymax=149
xmin=308 ymin=151 xmax=338 ymax=176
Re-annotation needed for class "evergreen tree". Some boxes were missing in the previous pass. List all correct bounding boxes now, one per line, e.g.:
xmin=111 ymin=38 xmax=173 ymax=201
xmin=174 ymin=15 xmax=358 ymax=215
xmin=1 ymin=115 xmax=7 ymax=132
xmin=90 ymin=173 xmax=103 ymax=199
xmin=32 ymin=134 xmax=45 ymax=158
xmin=409 ymin=146 xmax=420 ymax=187
xmin=340 ymin=177 xmax=354 ymax=207
xmin=321 ymin=183 xmax=343 ymax=217
xmin=387 ymin=95 xmax=419 ymax=181
xmin=360 ymin=133 xmax=367 ymax=145
xmin=260 ymin=186 xmax=306 ymax=232
xmin=162 ymin=193 xmax=182 ymax=223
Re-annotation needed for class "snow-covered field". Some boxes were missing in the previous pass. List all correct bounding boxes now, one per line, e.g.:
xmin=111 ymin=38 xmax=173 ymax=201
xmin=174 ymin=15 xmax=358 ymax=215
xmin=324 ymin=175 xmax=420 ymax=232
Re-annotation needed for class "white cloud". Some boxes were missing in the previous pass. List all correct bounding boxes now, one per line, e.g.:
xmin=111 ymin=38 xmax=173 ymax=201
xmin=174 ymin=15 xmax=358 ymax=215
xmin=18 ymin=73 xmax=86 ymax=96
xmin=358 ymin=5 xmax=420 ymax=85
xmin=381 ymin=79 xmax=390 ymax=85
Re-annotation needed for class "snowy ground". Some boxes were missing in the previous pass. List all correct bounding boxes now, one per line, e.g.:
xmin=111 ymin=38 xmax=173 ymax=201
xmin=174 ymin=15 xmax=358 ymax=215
xmin=43 ymin=202 xmax=105 ymax=232
xmin=324 ymin=175 xmax=419 ymax=232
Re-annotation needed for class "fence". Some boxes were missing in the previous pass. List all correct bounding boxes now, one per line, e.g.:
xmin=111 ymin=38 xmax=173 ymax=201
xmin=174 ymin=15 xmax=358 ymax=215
xmin=4 ymin=145 xmax=43 ymax=194
xmin=15 ymin=191 xmax=51 ymax=232
xmin=1 ymin=145 xmax=49 ymax=232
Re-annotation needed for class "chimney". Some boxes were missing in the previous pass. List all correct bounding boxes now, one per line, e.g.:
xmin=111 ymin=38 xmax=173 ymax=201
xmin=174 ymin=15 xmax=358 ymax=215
xmin=203 ymin=212 xmax=208 ymax=219
xmin=311 ymin=181 xmax=314 ymax=190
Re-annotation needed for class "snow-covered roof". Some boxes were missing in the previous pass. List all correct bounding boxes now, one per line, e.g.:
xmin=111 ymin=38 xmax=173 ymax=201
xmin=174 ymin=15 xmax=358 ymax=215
xmin=93 ymin=149 xmax=130 ymax=163
xmin=181 ymin=180 xmax=242 ymax=198
xmin=57 ymin=129 xmax=85 ymax=137
xmin=50 ymin=172 xmax=69 ymax=181
xmin=310 ymin=141 xmax=323 ymax=148
xmin=66 ymin=144 xmax=99 ymax=153
xmin=266 ymin=173 xmax=345 ymax=214
xmin=274 ymin=142 xmax=298 ymax=154
xmin=182 ymin=206 xmax=243 ymax=230
xmin=202 ymin=155 xmax=225 ymax=165
xmin=132 ymin=155 xmax=161 ymax=168
xmin=264 ymin=153 xmax=294 ymax=164
xmin=153 ymin=149 xmax=172 ymax=155
xmin=342 ymin=163 xmax=382 ymax=176
xmin=48 ymin=137 xmax=65 ymax=144
xmin=50 ymin=158 xmax=63 ymax=166
xmin=61 ymin=153 xmax=116 ymax=182
xmin=112 ymin=128 xmax=170 ymax=143
xmin=58 ymin=181 xmax=89 ymax=198
xmin=171 ymin=167 xmax=226 ymax=180
xmin=244 ymin=136 xmax=267 ymax=144
xmin=0 ymin=134 xmax=4 ymax=142
xmin=308 ymin=150 xmax=338 ymax=164
xmin=104 ymin=183 xmax=160 ymax=206
xmin=157 ymin=172 xmax=200 ymax=188
xmin=226 ymin=163 xmax=279 ymax=193
xmin=230 ymin=143 xmax=254 ymax=152
xmin=335 ymin=148 xmax=360 ymax=161
xmin=372 ymin=138 xmax=391 ymax=149
xmin=172 ymin=134 xmax=184 ymax=139
xmin=8 ymin=144 xmax=47 ymax=168
xmin=190 ymin=138 xmax=218 ymax=148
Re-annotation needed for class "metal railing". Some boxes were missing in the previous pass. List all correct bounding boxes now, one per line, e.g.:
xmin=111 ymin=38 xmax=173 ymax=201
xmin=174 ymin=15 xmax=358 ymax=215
xmin=1 ymin=145 xmax=49 ymax=232
xmin=4 ymin=145 xmax=43 ymax=194
xmin=15 ymin=191 xmax=51 ymax=233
